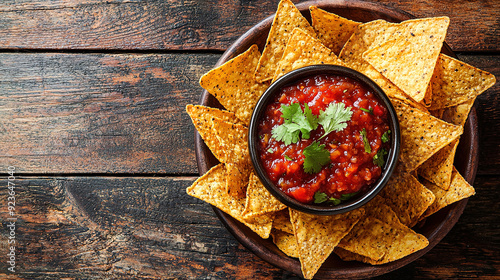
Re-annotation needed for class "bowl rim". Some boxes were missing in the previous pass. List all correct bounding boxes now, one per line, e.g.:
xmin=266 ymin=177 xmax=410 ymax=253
xmin=248 ymin=64 xmax=401 ymax=215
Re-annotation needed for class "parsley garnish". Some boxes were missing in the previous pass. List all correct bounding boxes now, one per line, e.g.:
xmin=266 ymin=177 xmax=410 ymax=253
xmin=361 ymin=128 xmax=371 ymax=153
xmin=360 ymin=107 xmax=373 ymax=114
xmin=373 ymin=148 xmax=388 ymax=167
xmin=381 ymin=130 xmax=391 ymax=143
xmin=271 ymin=103 xmax=319 ymax=145
xmin=318 ymin=102 xmax=353 ymax=139
xmin=303 ymin=141 xmax=331 ymax=174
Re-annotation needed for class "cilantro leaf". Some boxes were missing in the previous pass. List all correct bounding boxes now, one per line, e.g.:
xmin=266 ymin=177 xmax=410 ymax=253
xmin=381 ymin=130 xmax=391 ymax=143
xmin=318 ymin=103 xmax=353 ymax=139
xmin=360 ymin=107 xmax=373 ymax=114
xmin=313 ymin=191 xmax=341 ymax=205
xmin=313 ymin=192 xmax=328 ymax=204
xmin=373 ymin=148 xmax=388 ymax=167
xmin=361 ymin=128 xmax=371 ymax=153
xmin=303 ymin=141 xmax=331 ymax=174
xmin=271 ymin=103 xmax=318 ymax=145
xmin=284 ymin=155 xmax=293 ymax=161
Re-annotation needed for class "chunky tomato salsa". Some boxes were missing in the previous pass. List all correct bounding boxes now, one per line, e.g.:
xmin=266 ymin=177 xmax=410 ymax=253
xmin=257 ymin=74 xmax=391 ymax=204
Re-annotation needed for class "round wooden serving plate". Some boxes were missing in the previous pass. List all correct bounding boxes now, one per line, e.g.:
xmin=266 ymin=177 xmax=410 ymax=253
xmin=195 ymin=0 xmax=479 ymax=279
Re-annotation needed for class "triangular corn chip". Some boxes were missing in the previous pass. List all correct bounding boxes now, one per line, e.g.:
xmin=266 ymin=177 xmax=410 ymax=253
xmin=186 ymin=164 xmax=273 ymax=238
xmin=392 ymin=99 xmax=463 ymax=171
xmin=243 ymin=172 xmax=287 ymax=221
xmin=380 ymin=171 xmax=435 ymax=227
xmin=254 ymin=0 xmax=316 ymax=82
xmin=200 ymin=44 xmax=269 ymax=124
xmin=310 ymin=6 xmax=360 ymax=54
xmin=290 ymin=208 xmax=364 ymax=279
xmin=441 ymin=98 xmax=476 ymax=127
xmin=419 ymin=139 xmax=459 ymax=190
xmin=420 ymin=167 xmax=475 ymax=219
xmin=429 ymin=54 xmax=496 ymax=110
xmin=272 ymin=28 xmax=344 ymax=82
xmin=186 ymin=104 xmax=242 ymax=162
xmin=271 ymin=229 xmax=299 ymax=258
xmin=363 ymin=17 xmax=449 ymax=102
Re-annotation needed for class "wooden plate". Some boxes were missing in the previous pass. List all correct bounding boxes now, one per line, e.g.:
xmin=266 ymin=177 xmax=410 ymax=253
xmin=194 ymin=0 xmax=479 ymax=278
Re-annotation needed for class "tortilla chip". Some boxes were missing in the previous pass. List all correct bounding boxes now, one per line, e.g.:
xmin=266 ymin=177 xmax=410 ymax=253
xmin=272 ymin=28 xmax=344 ymax=82
xmin=200 ymin=45 xmax=269 ymax=124
xmin=421 ymin=167 xmax=475 ymax=219
xmin=380 ymin=172 xmax=435 ymax=227
xmin=338 ymin=216 xmax=391 ymax=261
xmin=362 ymin=17 xmax=449 ymax=102
xmin=392 ymin=99 xmax=463 ymax=171
xmin=255 ymin=0 xmax=316 ymax=82
xmin=211 ymin=118 xmax=250 ymax=165
xmin=419 ymin=139 xmax=459 ymax=190
xmin=272 ymin=209 xmax=293 ymax=234
xmin=335 ymin=218 xmax=428 ymax=265
xmin=271 ymin=229 xmax=299 ymax=258
xmin=442 ymin=98 xmax=476 ymax=127
xmin=290 ymin=208 xmax=364 ymax=279
xmin=243 ymin=172 xmax=287 ymax=221
xmin=186 ymin=164 xmax=272 ymax=238
xmin=361 ymin=195 xmax=403 ymax=226
xmin=423 ymin=83 xmax=433 ymax=107
xmin=186 ymin=104 xmax=241 ymax=162
xmin=339 ymin=20 xmax=428 ymax=111
xmin=309 ymin=6 xmax=360 ymax=54
xmin=429 ymin=54 xmax=496 ymax=110
xmin=225 ymin=162 xmax=251 ymax=198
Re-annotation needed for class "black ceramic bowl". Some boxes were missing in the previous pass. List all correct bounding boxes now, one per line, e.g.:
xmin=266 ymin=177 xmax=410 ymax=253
xmin=248 ymin=64 xmax=400 ymax=215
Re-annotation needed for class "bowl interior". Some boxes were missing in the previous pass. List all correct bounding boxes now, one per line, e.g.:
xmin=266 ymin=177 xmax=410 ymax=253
xmin=195 ymin=1 xmax=478 ymax=279
xmin=248 ymin=65 xmax=400 ymax=215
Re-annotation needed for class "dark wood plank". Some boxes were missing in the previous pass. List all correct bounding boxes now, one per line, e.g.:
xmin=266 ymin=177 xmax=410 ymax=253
xmin=0 ymin=0 xmax=497 ymax=52
xmin=1 ymin=53 xmax=498 ymax=175
xmin=0 ymin=175 xmax=497 ymax=279
xmin=0 ymin=53 xmax=219 ymax=174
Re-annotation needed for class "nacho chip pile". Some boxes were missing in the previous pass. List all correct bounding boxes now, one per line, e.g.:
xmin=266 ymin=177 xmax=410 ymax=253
xmin=185 ymin=1 xmax=495 ymax=279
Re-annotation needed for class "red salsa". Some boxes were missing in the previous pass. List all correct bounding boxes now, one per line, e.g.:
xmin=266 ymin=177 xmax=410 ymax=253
xmin=257 ymin=74 xmax=391 ymax=204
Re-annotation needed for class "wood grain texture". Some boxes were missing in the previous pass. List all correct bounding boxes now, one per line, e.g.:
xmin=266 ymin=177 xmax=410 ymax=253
xmin=0 ymin=0 xmax=497 ymax=51
xmin=0 ymin=53 xmax=218 ymax=174
xmin=1 ymin=54 xmax=498 ymax=175
xmin=0 ymin=175 xmax=497 ymax=279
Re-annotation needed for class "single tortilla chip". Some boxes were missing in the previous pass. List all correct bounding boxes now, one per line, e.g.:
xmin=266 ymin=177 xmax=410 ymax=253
xmin=339 ymin=20 xmax=428 ymax=111
xmin=200 ymin=44 xmax=269 ymax=124
xmin=272 ymin=209 xmax=293 ymax=234
xmin=272 ymin=229 xmax=299 ymax=258
xmin=380 ymin=171 xmax=435 ymax=227
xmin=309 ymin=6 xmax=360 ymax=54
xmin=272 ymin=28 xmax=344 ymax=82
xmin=423 ymin=83 xmax=433 ymax=107
xmin=225 ymin=162 xmax=251 ymax=198
xmin=335 ymin=218 xmax=428 ymax=265
xmin=290 ymin=208 xmax=364 ymax=279
xmin=211 ymin=118 xmax=250 ymax=165
xmin=392 ymin=99 xmax=463 ymax=171
xmin=421 ymin=167 xmax=475 ymax=219
xmin=186 ymin=164 xmax=272 ymax=238
xmin=186 ymin=104 xmax=242 ymax=162
xmin=243 ymin=172 xmax=287 ymax=221
xmin=442 ymin=98 xmax=476 ymax=127
xmin=338 ymin=216 xmax=391 ymax=261
xmin=419 ymin=139 xmax=459 ymax=190
xmin=429 ymin=54 xmax=496 ymax=110
xmin=255 ymin=0 xmax=316 ymax=82
xmin=361 ymin=195 xmax=403 ymax=226
xmin=363 ymin=17 xmax=449 ymax=102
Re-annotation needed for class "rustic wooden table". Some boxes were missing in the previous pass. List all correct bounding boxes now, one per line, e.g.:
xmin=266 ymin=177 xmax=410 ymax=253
xmin=0 ymin=0 xmax=498 ymax=279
